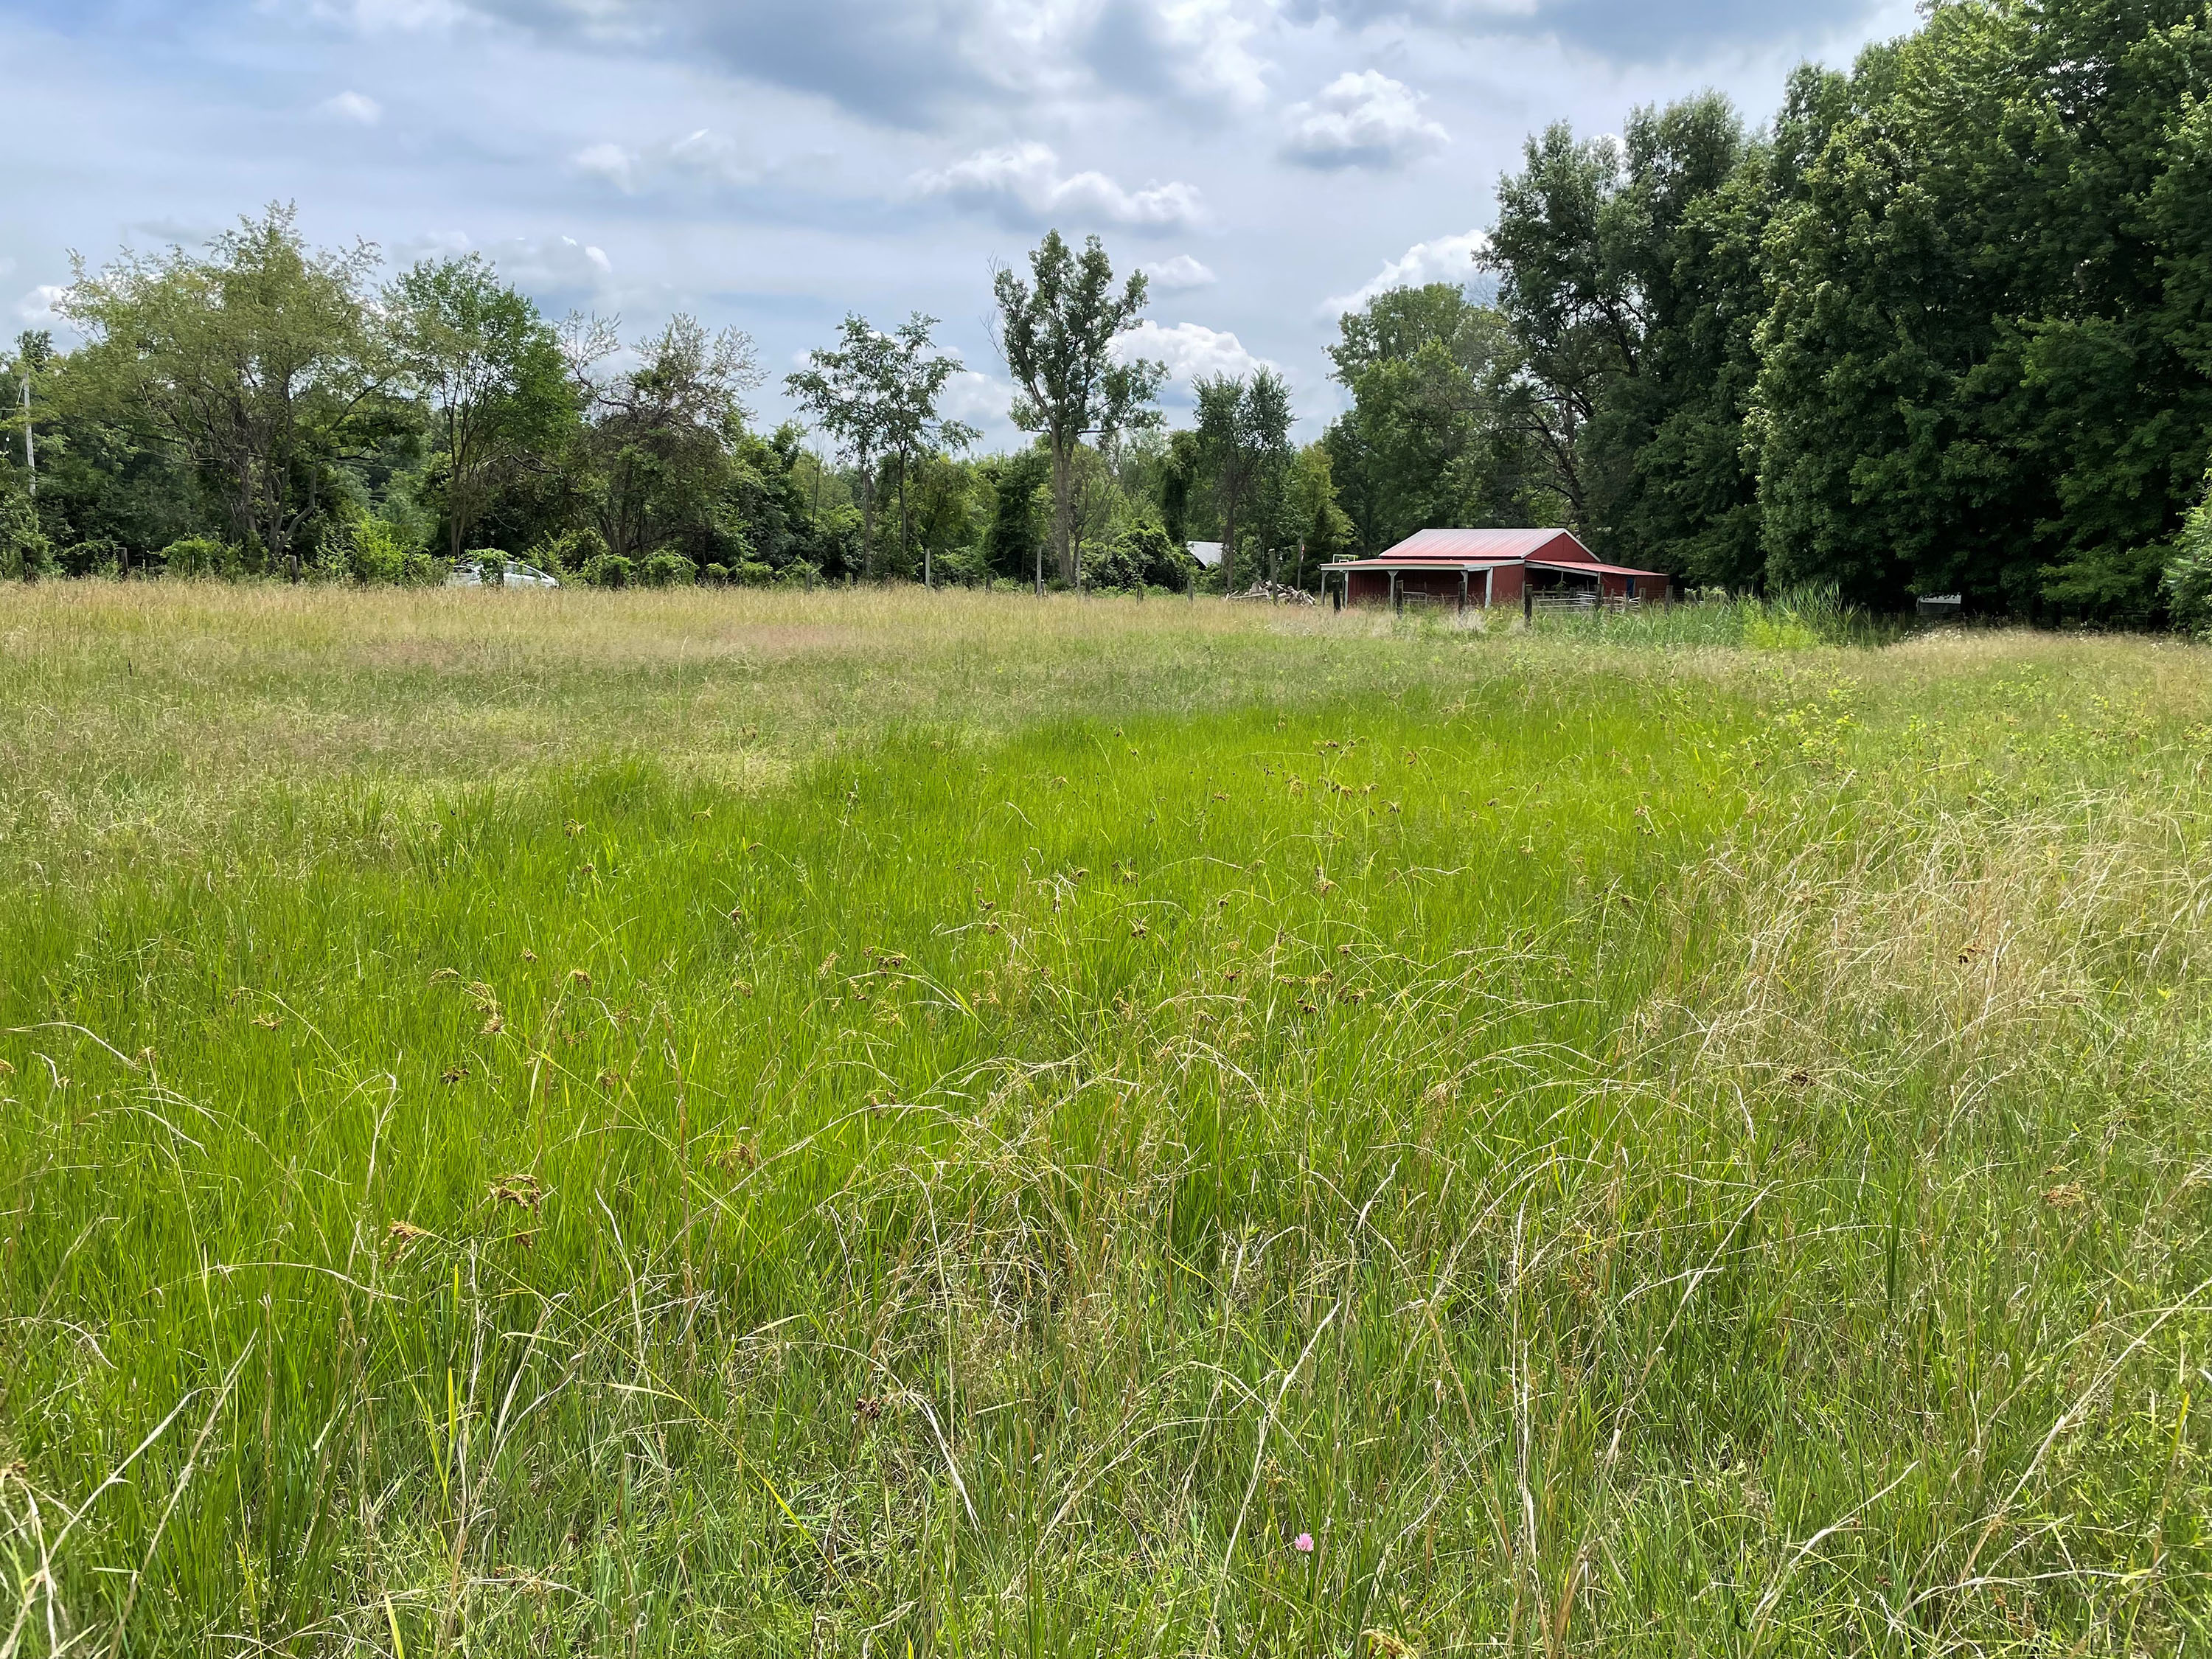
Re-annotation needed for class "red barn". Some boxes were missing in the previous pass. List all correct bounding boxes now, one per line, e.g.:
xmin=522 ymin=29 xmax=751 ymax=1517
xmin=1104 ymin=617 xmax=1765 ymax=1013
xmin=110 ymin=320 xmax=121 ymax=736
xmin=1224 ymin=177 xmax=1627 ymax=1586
xmin=1324 ymin=529 xmax=1671 ymax=612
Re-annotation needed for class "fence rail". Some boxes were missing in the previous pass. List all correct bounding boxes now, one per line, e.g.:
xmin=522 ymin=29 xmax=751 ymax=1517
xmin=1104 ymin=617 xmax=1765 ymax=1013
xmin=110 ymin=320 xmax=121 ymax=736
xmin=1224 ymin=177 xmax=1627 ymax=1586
xmin=1531 ymin=592 xmax=1643 ymax=614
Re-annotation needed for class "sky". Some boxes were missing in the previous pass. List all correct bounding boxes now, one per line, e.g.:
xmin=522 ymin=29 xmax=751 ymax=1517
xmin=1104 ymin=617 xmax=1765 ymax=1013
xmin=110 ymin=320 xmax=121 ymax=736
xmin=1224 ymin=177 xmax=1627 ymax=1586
xmin=0 ymin=0 xmax=1919 ymax=443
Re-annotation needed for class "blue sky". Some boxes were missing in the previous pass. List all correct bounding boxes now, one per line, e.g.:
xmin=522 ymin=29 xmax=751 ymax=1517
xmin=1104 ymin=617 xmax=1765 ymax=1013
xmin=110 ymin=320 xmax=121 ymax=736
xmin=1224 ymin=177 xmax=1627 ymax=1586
xmin=1 ymin=0 xmax=1915 ymax=442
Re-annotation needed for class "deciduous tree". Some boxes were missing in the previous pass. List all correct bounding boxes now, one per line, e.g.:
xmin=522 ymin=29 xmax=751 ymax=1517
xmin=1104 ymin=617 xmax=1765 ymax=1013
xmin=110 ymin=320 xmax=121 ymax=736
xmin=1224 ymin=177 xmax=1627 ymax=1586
xmin=386 ymin=254 xmax=573 ymax=566
xmin=992 ymin=231 xmax=1163 ymax=590
xmin=61 ymin=203 xmax=392 ymax=578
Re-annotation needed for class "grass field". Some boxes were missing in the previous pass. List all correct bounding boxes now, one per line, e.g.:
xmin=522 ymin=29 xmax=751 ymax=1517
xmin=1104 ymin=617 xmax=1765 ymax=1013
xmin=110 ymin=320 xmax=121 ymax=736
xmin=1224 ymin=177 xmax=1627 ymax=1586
xmin=2 ymin=585 xmax=2209 ymax=1658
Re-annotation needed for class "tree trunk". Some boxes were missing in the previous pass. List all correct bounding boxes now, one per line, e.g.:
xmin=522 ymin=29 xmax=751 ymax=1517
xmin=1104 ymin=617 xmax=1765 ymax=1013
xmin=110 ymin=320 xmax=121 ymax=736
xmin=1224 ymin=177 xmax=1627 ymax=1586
xmin=898 ymin=448 xmax=914 ymax=585
xmin=859 ymin=450 xmax=875 ymax=580
xmin=1220 ymin=495 xmax=1237 ymax=599
xmin=1051 ymin=441 xmax=1076 ymax=587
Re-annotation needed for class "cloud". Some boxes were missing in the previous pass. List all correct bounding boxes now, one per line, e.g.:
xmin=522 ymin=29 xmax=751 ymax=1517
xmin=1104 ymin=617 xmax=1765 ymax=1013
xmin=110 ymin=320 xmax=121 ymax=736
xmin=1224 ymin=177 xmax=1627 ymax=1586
xmin=286 ymin=0 xmax=1281 ymax=127
xmin=268 ymin=0 xmax=470 ymax=30
xmin=1087 ymin=0 xmax=1273 ymax=113
xmin=914 ymin=144 xmax=1204 ymax=231
xmin=392 ymin=229 xmax=476 ymax=264
xmin=17 ymin=285 xmax=67 ymax=325
xmin=1282 ymin=0 xmax=1885 ymax=63
xmin=1283 ymin=71 xmax=1447 ymax=170
xmin=574 ymin=142 xmax=640 ymax=192
xmin=319 ymin=89 xmax=384 ymax=125
xmin=571 ymin=129 xmax=770 ymax=196
xmin=665 ymin=128 xmax=760 ymax=187
xmin=1322 ymin=228 xmax=1488 ymax=314
xmin=1113 ymin=319 xmax=1275 ymax=385
xmin=489 ymin=235 xmax=616 ymax=301
xmin=939 ymin=369 xmax=1010 ymax=429
xmin=1143 ymin=254 xmax=1217 ymax=291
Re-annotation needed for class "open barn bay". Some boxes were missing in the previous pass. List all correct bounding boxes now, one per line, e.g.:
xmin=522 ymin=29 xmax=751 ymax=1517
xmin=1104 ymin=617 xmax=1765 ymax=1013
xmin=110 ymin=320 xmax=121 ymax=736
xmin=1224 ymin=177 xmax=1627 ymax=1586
xmin=2 ymin=587 xmax=2208 ymax=1657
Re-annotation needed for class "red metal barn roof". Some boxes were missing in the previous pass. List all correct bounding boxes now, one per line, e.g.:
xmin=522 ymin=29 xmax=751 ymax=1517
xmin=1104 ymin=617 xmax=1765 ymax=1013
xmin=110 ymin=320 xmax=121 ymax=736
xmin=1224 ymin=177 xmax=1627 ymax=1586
xmin=1374 ymin=528 xmax=1596 ymax=563
xmin=1526 ymin=557 xmax=1672 ymax=580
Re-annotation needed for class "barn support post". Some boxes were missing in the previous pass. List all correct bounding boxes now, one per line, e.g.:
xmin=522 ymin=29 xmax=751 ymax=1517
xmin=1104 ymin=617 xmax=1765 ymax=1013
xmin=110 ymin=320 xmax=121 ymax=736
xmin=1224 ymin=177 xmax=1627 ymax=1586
xmin=1523 ymin=579 xmax=1532 ymax=623
xmin=1484 ymin=567 xmax=1494 ymax=608
xmin=1391 ymin=571 xmax=1402 ymax=614
xmin=1331 ymin=571 xmax=1342 ymax=612
xmin=1458 ymin=570 xmax=1468 ymax=613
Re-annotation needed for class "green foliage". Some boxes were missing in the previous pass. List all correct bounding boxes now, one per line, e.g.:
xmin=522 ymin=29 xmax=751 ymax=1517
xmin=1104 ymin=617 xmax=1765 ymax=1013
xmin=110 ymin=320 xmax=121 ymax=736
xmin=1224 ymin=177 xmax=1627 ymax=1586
xmin=339 ymin=517 xmax=408 ymax=585
xmin=1085 ymin=521 xmax=1196 ymax=591
xmin=995 ymin=232 xmax=1164 ymax=585
xmin=638 ymin=548 xmax=695 ymax=587
xmin=61 ymin=203 xmax=394 ymax=579
xmin=981 ymin=447 xmax=1050 ymax=584
xmin=525 ymin=526 xmax=603 ymax=575
xmin=1480 ymin=95 xmax=1768 ymax=582
xmin=581 ymin=550 xmax=633 ymax=588
xmin=575 ymin=315 xmax=763 ymax=569
xmin=58 ymin=536 xmax=122 ymax=578
xmin=1194 ymin=369 xmax=1291 ymax=591
xmin=1751 ymin=0 xmax=2212 ymax=617
xmin=1321 ymin=285 xmax=1549 ymax=557
xmin=157 ymin=535 xmax=237 ymax=580
xmin=2163 ymin=470 xmax=2212 ymax=633
xmin=1 ymin=493 xmax=55 ymax=580
xmin=786 ymin=314 xmax=978 ymax=582
xmin=385 ymin=253 xmax=574 ymax=564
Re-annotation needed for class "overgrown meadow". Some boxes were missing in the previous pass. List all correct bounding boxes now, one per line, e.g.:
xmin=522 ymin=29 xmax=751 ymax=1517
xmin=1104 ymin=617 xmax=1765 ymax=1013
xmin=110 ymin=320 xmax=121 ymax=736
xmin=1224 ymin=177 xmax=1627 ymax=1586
xmin=2 ymin=587 xmax=2208 ymax=1658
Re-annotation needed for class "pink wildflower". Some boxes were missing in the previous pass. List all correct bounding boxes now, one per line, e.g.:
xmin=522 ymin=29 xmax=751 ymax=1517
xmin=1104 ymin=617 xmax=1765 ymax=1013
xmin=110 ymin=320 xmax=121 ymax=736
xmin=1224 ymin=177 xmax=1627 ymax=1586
xmin=1293 ymin=1532 xmax=1315 ymax=1554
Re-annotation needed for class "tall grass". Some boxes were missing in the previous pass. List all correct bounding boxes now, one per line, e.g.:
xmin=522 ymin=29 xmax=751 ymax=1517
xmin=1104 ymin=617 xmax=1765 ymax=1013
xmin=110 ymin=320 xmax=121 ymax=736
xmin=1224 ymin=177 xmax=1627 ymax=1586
xmin=1524 ymin=586 xmax=1906 ymax=651
xmin=1 ymin=585 xmax=2208 ymax=1656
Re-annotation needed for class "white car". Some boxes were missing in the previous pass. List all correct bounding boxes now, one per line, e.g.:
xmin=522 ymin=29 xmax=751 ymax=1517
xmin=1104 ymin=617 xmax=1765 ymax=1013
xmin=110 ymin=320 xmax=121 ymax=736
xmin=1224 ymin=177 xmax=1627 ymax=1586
xmin=448 ymin=556 xmax=562 ymax=588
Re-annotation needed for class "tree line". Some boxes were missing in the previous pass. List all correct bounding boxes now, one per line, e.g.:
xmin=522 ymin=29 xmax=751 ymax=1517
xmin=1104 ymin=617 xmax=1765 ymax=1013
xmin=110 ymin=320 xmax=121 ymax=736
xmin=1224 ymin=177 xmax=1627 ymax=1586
xmin=0 ymin=209 xmax=1340 ymax=598
xmin=4 ymin=0 xmax=2211 ymax=619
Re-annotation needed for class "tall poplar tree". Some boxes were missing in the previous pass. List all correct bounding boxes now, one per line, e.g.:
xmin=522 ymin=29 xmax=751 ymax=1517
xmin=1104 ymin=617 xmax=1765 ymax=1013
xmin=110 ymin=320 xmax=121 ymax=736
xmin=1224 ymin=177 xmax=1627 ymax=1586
xmin=992 ymin=231 xmax=1164 ymax=591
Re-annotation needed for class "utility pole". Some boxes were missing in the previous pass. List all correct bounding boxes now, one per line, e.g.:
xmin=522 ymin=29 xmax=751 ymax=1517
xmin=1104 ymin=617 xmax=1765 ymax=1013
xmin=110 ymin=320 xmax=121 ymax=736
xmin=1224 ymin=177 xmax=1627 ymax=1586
xmin=19 ymin=369 xmax=32 ymax=498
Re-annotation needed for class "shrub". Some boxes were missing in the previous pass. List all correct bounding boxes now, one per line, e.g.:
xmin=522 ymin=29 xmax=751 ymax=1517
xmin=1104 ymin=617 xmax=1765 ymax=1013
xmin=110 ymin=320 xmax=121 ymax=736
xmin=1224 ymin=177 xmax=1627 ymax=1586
xmin=58 ymin=537 xmax=122 ymax=578
xmin=528 ymin=528 xmax=605 ymax=577
xmin=399 ymin=550 xmax=448 ymax=586
xmin=339 ymin=519 xmax=408 ymax=585
xmin=1 ymin=496 xmax=55 ymax=580
xmin=581 ymin=552 xmax=633 ymax=589
xmin=702 ymin=563 xmax=731 ymax=586
xmin=159 ymin=535 xmax=236 ymax=580
xmin=736 ymin=559 xmax=775 ymax=588
xmin=639 ymin=549 xmax=695 ymax=588
xmin=2163 ymin=470 xmax=2212 ymax=635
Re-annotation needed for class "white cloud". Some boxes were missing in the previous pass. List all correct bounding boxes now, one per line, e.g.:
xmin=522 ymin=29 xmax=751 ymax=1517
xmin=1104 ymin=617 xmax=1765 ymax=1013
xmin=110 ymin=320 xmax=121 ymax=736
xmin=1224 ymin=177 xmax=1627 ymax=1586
xmin=574 ymin=142 xmax=641 ymax=192
xmin=17 ymin=285 xmax=67 ymax=324
xmin=940 ymin=369 xmax=1010 ymax=428
xmin=1284 ymin=71 xmax=1448 ymax=170
xmin=1142 ymin=254 xmax=1217 ymax=291
xmin=914 ymin=143 xmax=1204 ymax=231
xmin=494 ymin=236 xmax=616 ymax=295
xmin=267 ymin=0 xmax=467 ymax=29
xmin=393 ymin=229 xmax=475 ymax=263
xmin=571 ymin=130 xmax=765 ymax=195
xmin=1146 ymin=0 xmax=1271 ymax=109
xmin=319 ymin=90 xmax=384 ymax=125
xmin=667 ymin=128 xmax=759 ymax=187
xmin=1113 ymin=319 xmax=1275 ymax=386
xmin=1321 ymin=229 xmax=1488 ymax=315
